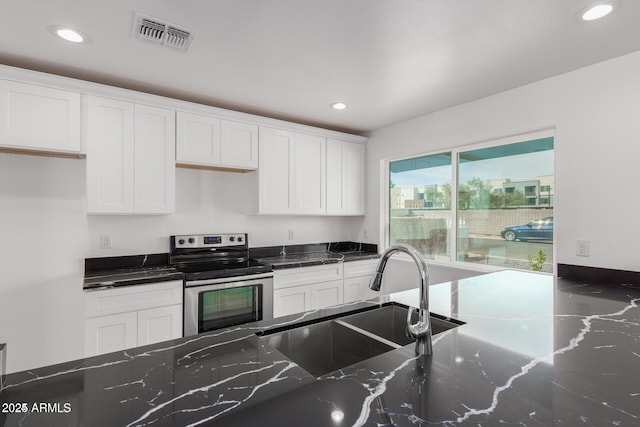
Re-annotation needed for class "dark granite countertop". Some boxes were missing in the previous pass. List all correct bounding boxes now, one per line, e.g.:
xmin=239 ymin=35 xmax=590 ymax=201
xmin=251 ymin=241 xmax=380 ymax=270
xmin=83 ymin=253 xmax=183 ymax=290
xmin=3 ymin=270 xmax=639 ymax=426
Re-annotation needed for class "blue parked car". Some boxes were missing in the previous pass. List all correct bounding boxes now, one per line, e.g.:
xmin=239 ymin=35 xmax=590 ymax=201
xmin=500 ymin=217 xmax=553 ymax=242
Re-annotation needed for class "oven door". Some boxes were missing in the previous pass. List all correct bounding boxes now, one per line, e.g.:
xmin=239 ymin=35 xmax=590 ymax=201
xmin=184 ymin=274 xmax=273 ymax=336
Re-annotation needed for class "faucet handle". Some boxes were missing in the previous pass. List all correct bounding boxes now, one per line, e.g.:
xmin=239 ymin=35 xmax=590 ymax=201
xmin=406 ymin=307 xmax=433 ymax=355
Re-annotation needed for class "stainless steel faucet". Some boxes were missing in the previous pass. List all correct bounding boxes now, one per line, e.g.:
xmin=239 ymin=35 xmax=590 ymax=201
xmin=369 ymin=243 xmax=432 ymax=356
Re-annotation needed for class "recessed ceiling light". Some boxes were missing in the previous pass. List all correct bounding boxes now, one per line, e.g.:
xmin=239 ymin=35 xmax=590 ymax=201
xmin=330 ymin=102 xmax=347 ymax=110
xmin=581 ymin=3 xmax=615 ymax=21
xmin=47 ymin=25 xmax=90 ymax=44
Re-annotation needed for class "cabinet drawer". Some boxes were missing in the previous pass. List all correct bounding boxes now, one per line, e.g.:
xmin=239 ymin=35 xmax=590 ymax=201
xmin=274 ymin=263 xmax=343 ymax=289
xmin=85 ymin=280 xmax=183 ymax=317
xmin=344 ymin=259 xmax=379 ymax=278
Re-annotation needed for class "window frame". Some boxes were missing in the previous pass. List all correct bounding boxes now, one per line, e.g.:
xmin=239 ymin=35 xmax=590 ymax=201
xmin=381 ymin=129 xmax=556 ymax=275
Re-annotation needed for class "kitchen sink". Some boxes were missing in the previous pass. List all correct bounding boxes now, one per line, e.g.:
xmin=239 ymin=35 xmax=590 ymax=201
xmin=260 ymin=318 xmax=396 ymax=377
xmin=340 ymin=303 xmax=463 ymax=347
xmin=259 ymin=303 xmax=464 ymax=377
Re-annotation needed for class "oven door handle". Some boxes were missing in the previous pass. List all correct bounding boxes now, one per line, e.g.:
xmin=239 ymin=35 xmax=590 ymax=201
xmin=184 ymin=272 xmax=274 ymax=288
xmin=186 ymin=281 xmax=256 ymax=292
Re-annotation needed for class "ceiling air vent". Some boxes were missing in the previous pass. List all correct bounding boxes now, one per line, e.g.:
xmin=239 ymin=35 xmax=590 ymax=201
xmin=132 ymin=13 xmax=194 ymax=52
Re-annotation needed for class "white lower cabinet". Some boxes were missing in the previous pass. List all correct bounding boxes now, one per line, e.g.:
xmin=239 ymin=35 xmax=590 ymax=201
xmin=273 ymin=279 xmax=344 ymax=317
xmin=343 ymin=259 xmax=380 ymax=303
xmin=273 ymin=286 xmax=312 ymax=317
xmin=137 ymin=305 xmax=183 ymax=347
xmin=84 ymin=312 xmax=138 ymax=357
xmin=84 ymin=281 xmax=182 ymax=357
xmin=310 ymin=279 xmax=343 ymax=309
xmin=273 ymin=264 xmax=344 ymax=317
xmin=343 ymin=276 xmax=379 ymax=303
xmin=272 ymin=260 xmax=381 ymax=317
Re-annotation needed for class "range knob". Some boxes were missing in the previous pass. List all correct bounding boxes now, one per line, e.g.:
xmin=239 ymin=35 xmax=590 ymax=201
xmin=237 ymin=236 xmax=243 ymax=243
xmin=188 ymin=237 xmax=195 ymax=244
xmin=229 ymin=236 xmax=235 ymax=242
xmin=178 ymin=239 xmax=185 ymax=245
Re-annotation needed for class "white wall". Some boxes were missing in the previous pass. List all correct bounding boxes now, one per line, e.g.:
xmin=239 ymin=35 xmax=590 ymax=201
xmin=0 ymin=153 xmax=363 ymax=373
xmin=363 ymin=50 xmax=640 ymax=272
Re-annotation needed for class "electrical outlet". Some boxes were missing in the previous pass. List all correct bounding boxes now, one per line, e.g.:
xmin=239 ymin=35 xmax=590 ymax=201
xmin=288 ymin=229 xmax=294 ymax=241
xmin=576 ymin=240 xmax=589 ymax=257
xmin=100 ymin=235 xmax=112 ymax=249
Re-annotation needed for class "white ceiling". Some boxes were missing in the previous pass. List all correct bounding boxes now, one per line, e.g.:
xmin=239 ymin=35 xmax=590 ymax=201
xmin=1 ymin=0 xmax=639 ymax=134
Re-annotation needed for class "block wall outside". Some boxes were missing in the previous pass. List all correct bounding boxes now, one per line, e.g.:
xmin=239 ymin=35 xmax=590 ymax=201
xmin=391 ymin=208 xmax=554 ymax=238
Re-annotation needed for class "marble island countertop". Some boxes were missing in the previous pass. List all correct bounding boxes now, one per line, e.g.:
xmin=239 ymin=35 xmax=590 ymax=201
xmin=2 ymin=270 xmax=639 ymax=426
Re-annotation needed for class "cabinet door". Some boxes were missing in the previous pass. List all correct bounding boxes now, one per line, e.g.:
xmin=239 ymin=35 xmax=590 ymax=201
xmin=326 ymin=139 xmax=365 ymax=215
xmin=273 ymin=285 xmax=312 ymax=317
xmin=294 ymin=133 xmax=326 ymax=214
xmin=220 ymin=120 xmax=258 ymax=169
xmin=176 ymin=111 xmax=220 ymax=165
xmin=84 ymin=312 xmax=137 ymax=357
xmin=344 ymin=275 xmax=378 ymax=303
xmin=258 ymin=127 xmax=295 ymax=214
xmin=0 ymin=79 xmax=81 ymax=153
xmin=137 ymin=305 xmax=182 ymax=346
xmin=344 ymin=141 xmax=365 ymax=215
xmin=86 ymin=96 xmax=135 ymax=213
xmin=134 ymin=104 xmax=175 ymax=214
xmin=326 ymin=139 xmax=345 ymax=215
xmin=311 ymin=280 xmax=343 ymax=310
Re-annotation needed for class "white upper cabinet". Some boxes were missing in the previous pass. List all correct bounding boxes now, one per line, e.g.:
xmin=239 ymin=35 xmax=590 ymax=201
xmin=326 ymin=139 xmax=366 ymax=215
xmin=0 ymin=66 xmax=367 ymax=216
xmin=220 ymin=119 xmax=258 ymax=169
xmin=294 ymin=133 xmax=326 ymax=215
xmin=86 ymin=95 xmax=175 ymax=214
xmin=257 ymin=128 xmax=327 ymax=215
xmin=255 ymin=130 xmax=365 ymax=216
xmin=0 ymin=79 xmax=81 ymax=155
xmin=86 ymin=96 xmax=135 ymax=213
xmin=176 ymin=111 xmax=220 ymax=165
xmin=176 ymin=111 xmax=258 ymax=170
xmin=258 ymin=127 xmax=295 ymax=214
xmin=134 ymin=104 xmax=176 ymax=214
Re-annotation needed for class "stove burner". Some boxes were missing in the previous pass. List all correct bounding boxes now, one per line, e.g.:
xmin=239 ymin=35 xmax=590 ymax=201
xmin=170 ymin=233 xmax=272 ymax=282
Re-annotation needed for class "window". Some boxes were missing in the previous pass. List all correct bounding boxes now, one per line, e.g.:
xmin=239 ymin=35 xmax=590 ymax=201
xmin=389 ymin=153 xmax=452 ymax=261
xmin=388 ymin=133 xmax=554 ymax=272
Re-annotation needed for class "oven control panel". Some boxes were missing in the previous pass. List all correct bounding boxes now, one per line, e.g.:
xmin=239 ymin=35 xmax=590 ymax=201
xmin=172 ymin=233 xmax=247 ymax=249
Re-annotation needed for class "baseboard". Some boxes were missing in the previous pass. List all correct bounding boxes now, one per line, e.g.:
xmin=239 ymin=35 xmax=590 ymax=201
xmin=557 ymin=263 xmax=640 ymax=285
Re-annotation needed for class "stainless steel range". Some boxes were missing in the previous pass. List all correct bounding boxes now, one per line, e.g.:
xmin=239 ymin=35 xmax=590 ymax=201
xmin=170 ymin=233 xmax=273 ymax=337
